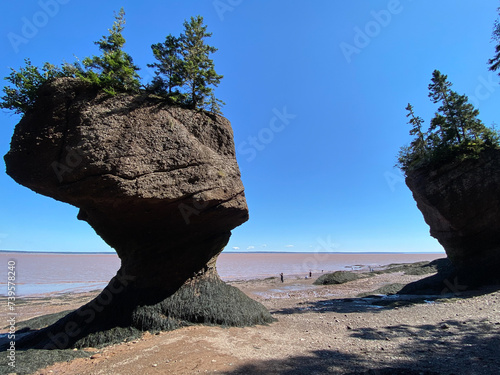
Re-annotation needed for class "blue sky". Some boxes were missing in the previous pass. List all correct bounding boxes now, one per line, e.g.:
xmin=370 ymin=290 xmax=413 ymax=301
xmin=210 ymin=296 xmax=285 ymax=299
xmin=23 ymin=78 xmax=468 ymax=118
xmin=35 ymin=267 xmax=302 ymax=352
xmin=0 ymin=1 xmax=499 ymax=253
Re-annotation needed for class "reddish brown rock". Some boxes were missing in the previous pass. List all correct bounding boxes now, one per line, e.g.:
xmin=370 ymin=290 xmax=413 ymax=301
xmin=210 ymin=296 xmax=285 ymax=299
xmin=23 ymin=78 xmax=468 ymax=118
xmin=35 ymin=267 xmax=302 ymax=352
xmin=4 ymin=78 xmax=273 ymax=349
xmin=405 ymin=149 xmax=500 ymax=285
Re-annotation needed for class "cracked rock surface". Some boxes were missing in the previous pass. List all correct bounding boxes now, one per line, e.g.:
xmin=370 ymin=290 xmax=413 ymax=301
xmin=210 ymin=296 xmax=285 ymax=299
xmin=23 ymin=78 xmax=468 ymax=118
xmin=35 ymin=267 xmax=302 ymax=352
xmin=4 ymin=78 xmax=273 ymax=348
xmin=405 ymin=149 xmax=500 ymax=285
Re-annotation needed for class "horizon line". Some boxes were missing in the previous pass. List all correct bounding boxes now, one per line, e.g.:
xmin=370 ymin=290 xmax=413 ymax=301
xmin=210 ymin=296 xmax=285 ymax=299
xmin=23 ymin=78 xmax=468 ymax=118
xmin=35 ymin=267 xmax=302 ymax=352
xmin=0 ymin=250 xmax=445 ymax=255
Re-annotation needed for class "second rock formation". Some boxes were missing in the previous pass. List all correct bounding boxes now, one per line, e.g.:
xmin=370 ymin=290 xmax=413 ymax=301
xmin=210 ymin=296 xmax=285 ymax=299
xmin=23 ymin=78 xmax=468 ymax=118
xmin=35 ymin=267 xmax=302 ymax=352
xmin=405 ymin=149 xmax=500 ymax=285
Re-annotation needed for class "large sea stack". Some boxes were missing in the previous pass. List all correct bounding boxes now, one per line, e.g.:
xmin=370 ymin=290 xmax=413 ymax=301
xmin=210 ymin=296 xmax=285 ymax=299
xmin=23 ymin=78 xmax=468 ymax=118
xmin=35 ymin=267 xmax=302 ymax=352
xmin=405 ymin=149 xmax=500 ymax=286
xmin=4 ymin=78 xmax=273 ymax=349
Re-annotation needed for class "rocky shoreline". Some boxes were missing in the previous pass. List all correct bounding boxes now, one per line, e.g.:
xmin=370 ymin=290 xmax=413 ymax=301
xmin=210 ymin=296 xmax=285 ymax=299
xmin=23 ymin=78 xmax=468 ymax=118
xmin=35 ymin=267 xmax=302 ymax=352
xmin=1 ymin=259 xmax=499 ymax=375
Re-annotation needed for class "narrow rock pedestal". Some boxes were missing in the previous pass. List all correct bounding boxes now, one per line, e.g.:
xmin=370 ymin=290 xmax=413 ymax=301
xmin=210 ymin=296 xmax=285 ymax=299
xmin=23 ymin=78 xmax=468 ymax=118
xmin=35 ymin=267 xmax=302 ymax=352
xmin=4 ymin=78 xmax=274 ymax=349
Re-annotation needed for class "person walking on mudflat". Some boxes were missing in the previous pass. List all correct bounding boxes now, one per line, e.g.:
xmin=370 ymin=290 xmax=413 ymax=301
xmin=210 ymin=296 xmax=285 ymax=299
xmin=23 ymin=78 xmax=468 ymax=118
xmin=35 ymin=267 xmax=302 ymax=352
xmin=280 ymin=273 xmax=284 ymax=283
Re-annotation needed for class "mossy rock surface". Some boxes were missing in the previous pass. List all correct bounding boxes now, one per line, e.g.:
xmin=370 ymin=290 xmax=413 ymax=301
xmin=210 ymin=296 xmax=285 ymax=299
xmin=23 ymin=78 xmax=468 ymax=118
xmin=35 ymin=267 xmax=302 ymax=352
xmin=79 ymin=278 xmax=276 ymax=348
xmin=5 ymin=272 xmax=275 ymax=351
xmin=357 ymin=283 xmax=406 ymax=298
xmin=375 ymin=259 xmax=448 ymax=276
xmin=0 ymin=348 xmax=90 ymax=375
xmin=15 ymin=310 xmax=73 ymax=331
xmin=130 ymin=275 xmax=276 ymax=333
xmin=313 ymin=271 xmax=360 ymax=285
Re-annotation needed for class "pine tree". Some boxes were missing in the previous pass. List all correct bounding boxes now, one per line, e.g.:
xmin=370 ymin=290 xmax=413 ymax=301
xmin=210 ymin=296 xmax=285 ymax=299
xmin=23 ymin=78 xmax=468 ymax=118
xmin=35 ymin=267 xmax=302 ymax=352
xmin=1 ymin=11 xmax=228 ymax=116
xmin=0 ymin=59 xmax=66 ymax=114
xmin=398 ymin=71 xmax=499 ymax=173
xmin=82 ymin=8 xmax=140 ymax=95
xmin=397 ymin=104 xmax=427 ymax=170
xmin=147 ymin=16 xmax=224 ymax=112
xmin=148 ymin=35 xmax=183 ymax=96
xmin=0 ymin=9 xmax=142 ymax=114
xmin=489 ymin=7 xmax=500 ymax=73
xmin=406 ymin=103 xmax=427 ymax=158
xmin=208 ymin=92 xmax=225 ymax=116
xmin=428 ymin=70 xmax=462 ymax=145
xmin=427 ymin=70 xmax=492 ymax=149
xmin=179 ymin=16 xmax=223 ymax=110
xmin=451 ymin=92 xmax=488 ymax=143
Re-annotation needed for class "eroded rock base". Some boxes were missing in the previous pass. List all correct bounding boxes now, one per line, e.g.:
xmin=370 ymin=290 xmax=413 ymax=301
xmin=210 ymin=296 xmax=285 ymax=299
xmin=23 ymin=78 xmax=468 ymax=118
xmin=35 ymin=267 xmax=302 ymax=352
xmin=11 ymin=271 xmax=275 ymax=350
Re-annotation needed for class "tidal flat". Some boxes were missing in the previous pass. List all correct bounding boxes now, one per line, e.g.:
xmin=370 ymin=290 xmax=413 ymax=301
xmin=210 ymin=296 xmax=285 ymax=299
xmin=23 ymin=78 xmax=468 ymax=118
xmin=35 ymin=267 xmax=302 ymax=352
xmin=1 ymin=261 xmax=500 ymax=375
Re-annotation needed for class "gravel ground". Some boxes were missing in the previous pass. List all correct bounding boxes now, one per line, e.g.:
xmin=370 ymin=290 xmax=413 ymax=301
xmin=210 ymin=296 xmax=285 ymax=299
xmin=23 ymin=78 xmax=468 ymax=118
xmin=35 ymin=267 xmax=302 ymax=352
xmin=2 ymin=268 xmax=500 ymax=375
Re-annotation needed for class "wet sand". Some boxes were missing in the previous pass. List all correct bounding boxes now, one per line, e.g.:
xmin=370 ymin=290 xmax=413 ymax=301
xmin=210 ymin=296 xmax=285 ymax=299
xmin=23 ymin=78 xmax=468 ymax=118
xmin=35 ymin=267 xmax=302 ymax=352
xmin=2 ymin=265 xmax=500 ymax=375
xmin=0 ymin=252 xmax=444 ymax=296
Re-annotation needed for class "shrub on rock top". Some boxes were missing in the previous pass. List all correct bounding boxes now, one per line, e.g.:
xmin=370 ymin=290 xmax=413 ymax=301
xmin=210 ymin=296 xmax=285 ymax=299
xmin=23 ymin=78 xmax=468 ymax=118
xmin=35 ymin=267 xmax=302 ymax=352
xmin=1 ymin=9 xmax=224 ymax=115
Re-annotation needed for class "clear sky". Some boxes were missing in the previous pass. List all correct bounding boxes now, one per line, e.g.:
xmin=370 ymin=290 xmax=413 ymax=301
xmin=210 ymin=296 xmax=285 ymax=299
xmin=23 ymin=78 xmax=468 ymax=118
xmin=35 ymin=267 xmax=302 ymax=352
xmin=0 ymin=1 xmax=498 ymax=253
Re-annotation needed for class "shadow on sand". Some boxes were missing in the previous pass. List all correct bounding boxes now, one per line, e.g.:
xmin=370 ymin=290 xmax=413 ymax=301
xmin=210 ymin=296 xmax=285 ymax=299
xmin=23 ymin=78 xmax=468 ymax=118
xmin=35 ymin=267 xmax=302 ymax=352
xmin=272 ymin=260 xmax=500 ymax=316
xmin=237 ymin=268 xmax=500 ymax=375
xmin=223 ymin=317 xmax=500 ymax=374
xmin=271 ymin=284 xmax=500 ymax=316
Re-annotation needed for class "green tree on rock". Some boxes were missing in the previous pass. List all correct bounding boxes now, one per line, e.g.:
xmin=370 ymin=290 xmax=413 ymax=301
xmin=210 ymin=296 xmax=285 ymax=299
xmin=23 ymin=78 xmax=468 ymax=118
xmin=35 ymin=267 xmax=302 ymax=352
xmin=428 ymin=70 xmax=462 ymax=145
xmin=148 ymin=16 xmax=224 ymax=112
xmin=489 ymin=7 xmax=500 ymax=73
xmin=208 ymin=92 xmax=225 ymax=116
xmin=148 ymin=35 xmax=183 ymax=97
xmin=81 ymin=8 xmax=141 ymax=95
xmin=397 ymin=104 xmax=428 ymax=171
xmin=408 ymin=104 xmax=427 ymax=156
xmin=180 ymin=15 xmax=223 ymax=110
xmin=0 ymin=60 xmax=64 ymax=115
xmin=428 ymin=71 xmax=496 ymax=149
xmin=398 ymin=70 xmax=499 ymax=173
xmin=1 ymin=11 xmax=226 ymax=116
xmin=1 ymin=8 xmax=142 ymax=115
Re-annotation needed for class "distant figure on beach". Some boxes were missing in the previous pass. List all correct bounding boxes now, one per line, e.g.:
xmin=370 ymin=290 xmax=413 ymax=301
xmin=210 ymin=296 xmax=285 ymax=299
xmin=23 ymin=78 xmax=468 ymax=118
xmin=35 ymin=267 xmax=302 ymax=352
xmin=280 ymin=273 xmax=284 ymax=283
xmin=309 ymin=271 xmax=312 ymax=278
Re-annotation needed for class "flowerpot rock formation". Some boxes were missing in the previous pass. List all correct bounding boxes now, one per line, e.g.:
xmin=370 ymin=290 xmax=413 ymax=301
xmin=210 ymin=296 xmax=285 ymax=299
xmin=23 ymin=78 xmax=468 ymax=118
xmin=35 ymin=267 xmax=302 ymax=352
xmin=4 ymin=77 xmax=274 ymax=349
xmin=405 ymin=149 xmax=500 ymax=286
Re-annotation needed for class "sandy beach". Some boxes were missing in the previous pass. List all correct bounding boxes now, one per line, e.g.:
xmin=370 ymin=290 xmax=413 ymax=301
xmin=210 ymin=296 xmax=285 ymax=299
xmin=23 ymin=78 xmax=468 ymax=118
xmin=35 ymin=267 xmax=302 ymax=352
xmin=2 ymin=263 xmax=500 ymax=375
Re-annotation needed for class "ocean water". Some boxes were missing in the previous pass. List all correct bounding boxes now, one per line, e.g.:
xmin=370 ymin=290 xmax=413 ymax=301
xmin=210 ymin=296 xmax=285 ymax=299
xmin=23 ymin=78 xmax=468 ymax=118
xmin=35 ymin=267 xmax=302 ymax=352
xmin=0 ymin=251 xmax=444 ymax=297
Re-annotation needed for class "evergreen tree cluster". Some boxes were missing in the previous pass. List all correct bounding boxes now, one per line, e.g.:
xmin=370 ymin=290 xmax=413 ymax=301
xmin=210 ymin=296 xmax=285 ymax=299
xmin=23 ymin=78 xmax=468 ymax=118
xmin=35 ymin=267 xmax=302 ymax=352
xmin=398 ymin=6 xmax=500 ymax=173
xmin=0 ymin=10 xmax=223 ymax=116
xmin=147 ymin=15 xmax=224 ymax=112
xmin=79 ymin=8 xmax=141 ymax=96
xmin=397 ymin=70 xmax=500 ymax=173
xmin=0 ymin=60 xmax=69 ymax=115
